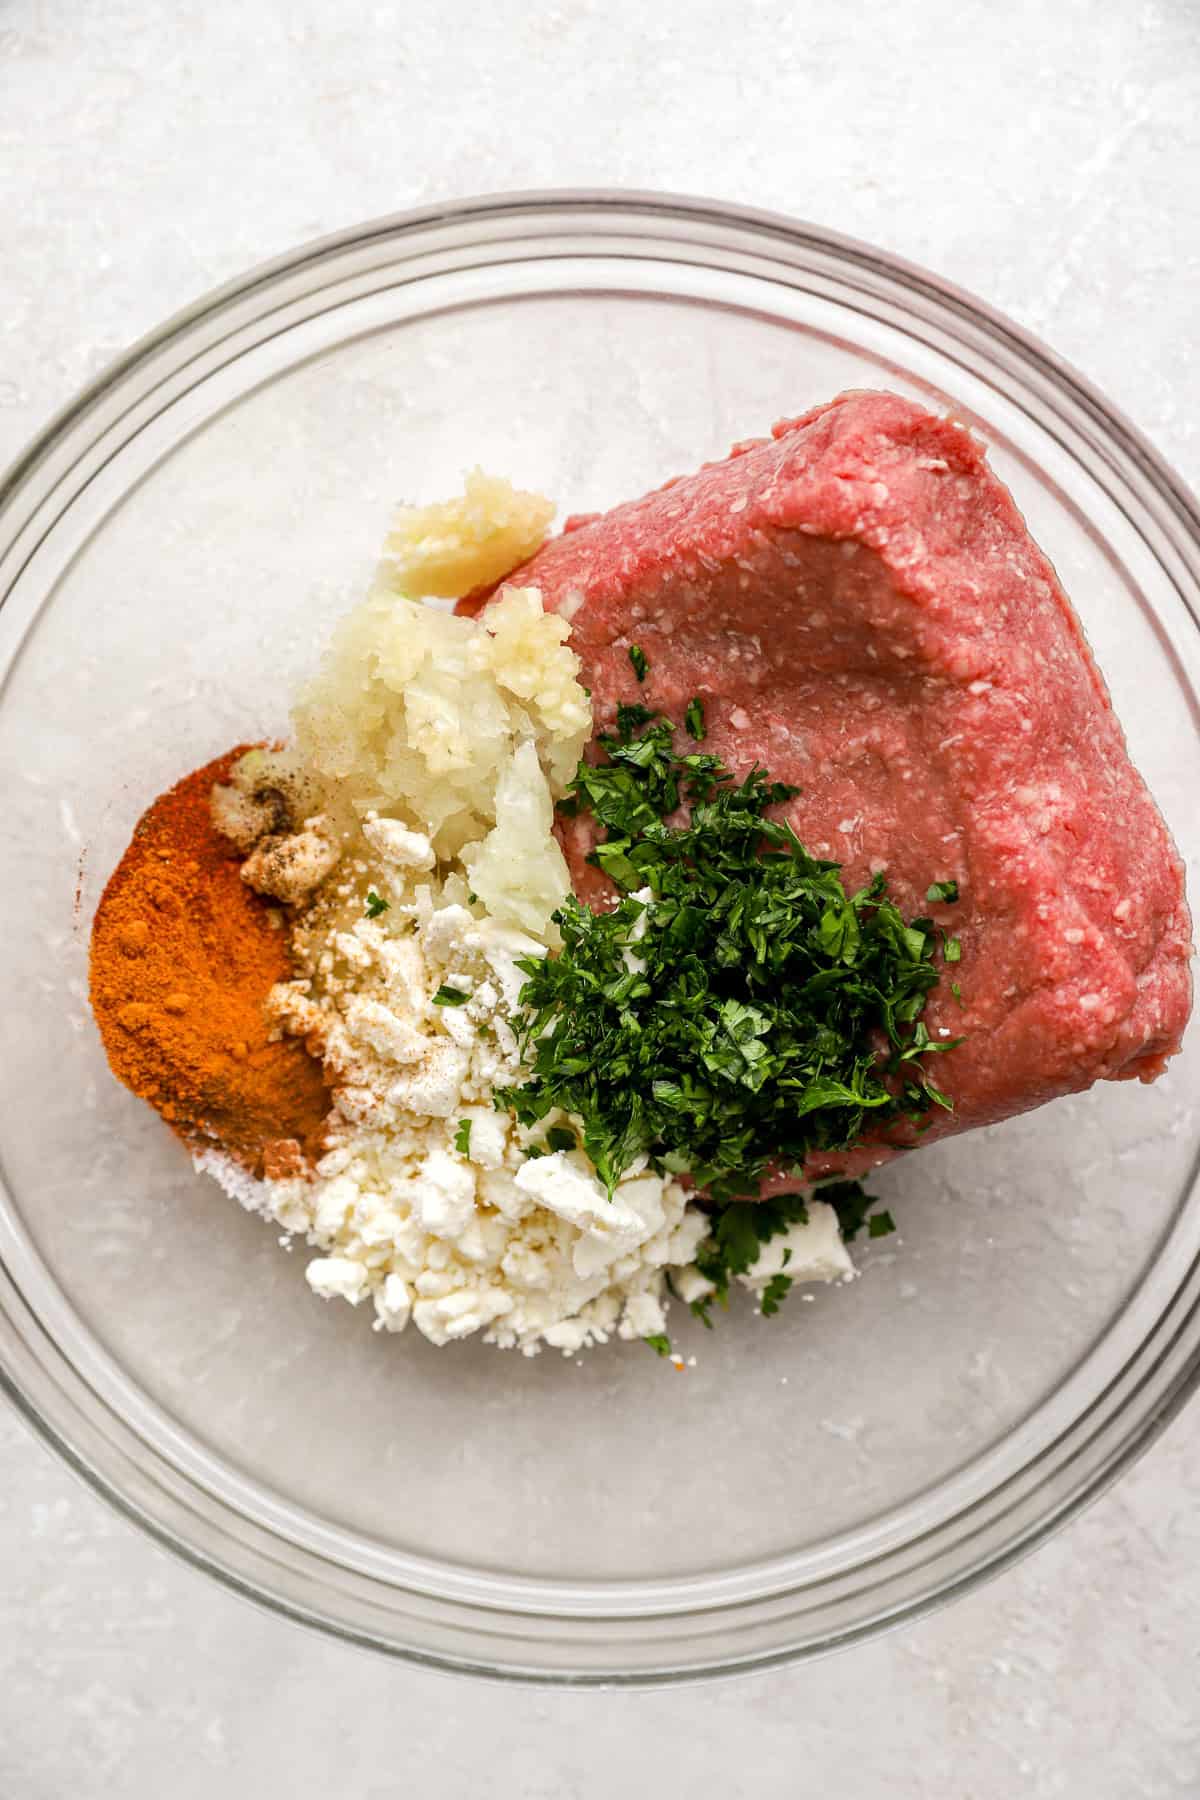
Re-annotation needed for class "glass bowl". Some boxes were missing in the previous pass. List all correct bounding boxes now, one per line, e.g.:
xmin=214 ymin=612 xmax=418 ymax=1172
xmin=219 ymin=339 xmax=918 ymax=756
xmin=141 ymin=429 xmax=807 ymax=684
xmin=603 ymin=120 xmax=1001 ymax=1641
xmin=0 ymin=192 xmax=1197 ymax=1685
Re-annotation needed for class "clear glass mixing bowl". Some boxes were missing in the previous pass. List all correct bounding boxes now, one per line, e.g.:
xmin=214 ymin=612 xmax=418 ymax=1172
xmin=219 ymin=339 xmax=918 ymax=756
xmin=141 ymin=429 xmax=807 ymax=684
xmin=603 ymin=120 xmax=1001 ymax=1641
xmin=0 ymin=193 xmax=1197 ymax=1684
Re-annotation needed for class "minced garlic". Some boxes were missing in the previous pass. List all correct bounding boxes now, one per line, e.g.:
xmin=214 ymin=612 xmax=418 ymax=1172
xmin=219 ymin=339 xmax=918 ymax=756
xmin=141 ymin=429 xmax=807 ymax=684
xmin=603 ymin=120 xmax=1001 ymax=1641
xmin=379 ymin=468 xmax=554 ymax=600
xmin=291 ymin=581 xmax=590 ymax=937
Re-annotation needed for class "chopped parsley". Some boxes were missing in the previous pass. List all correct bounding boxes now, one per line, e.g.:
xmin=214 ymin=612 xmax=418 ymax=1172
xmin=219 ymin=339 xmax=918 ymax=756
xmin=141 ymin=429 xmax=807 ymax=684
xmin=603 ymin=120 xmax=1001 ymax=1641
xmin=898 ymin=1020 xmax=964 ymax=1062
xmin=685 ymin=1181 xmax=893 ymax=1324
xmin=688 ymin=1192 xmax=800 ymax=1315
xmin=760 ymin=1272 xmax=793 ymax=1317
xmin=432 ymin=984 xmax=470 ymax=1007
xmin=545 ymin=1126 xmax=577 ymax=1153
xmin=684 ymin=696 xmax=707 ymax=741
xmin=364 ymin=889 xmax=390 ymax=918
xmin=867 ymin=1209 xmax=896 ymax=1238
xmin=926 ymin=879 xmax=959 ymax=904
xmin=760 ymin=1246 xmax=794 ymax=1316
xmin=454 ymin=1119 xmax=472 ymax=1155
xmin=644 ymin=1332 xmax=672 ymax=1357
xmin=500 ymin=708 xmax=955 ymax=1207
xmin=628 ymin=644 xmax=649 ymax=682
xmin=680 ymin=1179 xmax=897 ymax=1326
xmin=819 ymin=1180 xmax=880 ymax=1242
xmin=944 ymin=936 xmax=962 ymax=963
xmin=614 ymin=701 xmax=655 ymax=737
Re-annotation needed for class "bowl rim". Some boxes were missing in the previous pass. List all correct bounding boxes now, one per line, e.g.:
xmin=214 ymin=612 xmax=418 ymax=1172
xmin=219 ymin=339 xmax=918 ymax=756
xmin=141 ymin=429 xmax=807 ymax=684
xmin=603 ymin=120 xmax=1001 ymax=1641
xmin=6 ymin=186 xmax=1200 ymax=548
xmin=1 ymin=186 xmax=1198 ymax=1685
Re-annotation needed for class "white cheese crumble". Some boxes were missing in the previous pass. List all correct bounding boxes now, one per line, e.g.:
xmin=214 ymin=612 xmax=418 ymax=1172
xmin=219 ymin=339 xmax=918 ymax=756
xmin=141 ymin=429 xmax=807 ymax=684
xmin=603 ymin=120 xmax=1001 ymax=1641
xmin=361 ymin=815 xmax=436 ymax=871
xmin=737 ymin=1202 xmax=855 ymax=1292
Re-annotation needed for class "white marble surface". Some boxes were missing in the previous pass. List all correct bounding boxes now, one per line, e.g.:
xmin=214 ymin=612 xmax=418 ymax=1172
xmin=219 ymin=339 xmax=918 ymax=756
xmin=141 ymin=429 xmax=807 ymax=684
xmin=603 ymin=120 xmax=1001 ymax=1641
xmin=2 ymin=1 xmax=1199 ymax=1792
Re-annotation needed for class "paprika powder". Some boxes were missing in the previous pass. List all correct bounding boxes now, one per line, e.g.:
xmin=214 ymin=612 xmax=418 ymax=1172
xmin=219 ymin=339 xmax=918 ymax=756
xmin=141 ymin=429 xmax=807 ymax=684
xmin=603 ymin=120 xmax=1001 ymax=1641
xmin=89 ymin=747 xmax=331 ymax=1175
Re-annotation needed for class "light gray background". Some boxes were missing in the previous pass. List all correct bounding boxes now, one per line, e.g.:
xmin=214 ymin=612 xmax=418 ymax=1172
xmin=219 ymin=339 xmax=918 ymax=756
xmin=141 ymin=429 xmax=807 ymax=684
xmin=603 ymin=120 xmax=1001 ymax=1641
xmin=2 ymin=1 xmax=1198 ymax=1793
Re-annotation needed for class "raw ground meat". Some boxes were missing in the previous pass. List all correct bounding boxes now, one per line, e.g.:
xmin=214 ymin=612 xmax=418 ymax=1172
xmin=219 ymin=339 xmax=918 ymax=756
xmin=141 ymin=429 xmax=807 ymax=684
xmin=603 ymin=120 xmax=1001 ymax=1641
xmin=466 ymin=390 xmax=1193 ymax=1183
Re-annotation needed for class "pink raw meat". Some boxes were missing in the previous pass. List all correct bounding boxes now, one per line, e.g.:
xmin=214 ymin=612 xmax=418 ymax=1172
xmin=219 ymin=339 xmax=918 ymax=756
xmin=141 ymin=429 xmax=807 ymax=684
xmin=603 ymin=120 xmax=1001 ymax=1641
xmin=467 ymin=391 xmax=1193 ymax=1181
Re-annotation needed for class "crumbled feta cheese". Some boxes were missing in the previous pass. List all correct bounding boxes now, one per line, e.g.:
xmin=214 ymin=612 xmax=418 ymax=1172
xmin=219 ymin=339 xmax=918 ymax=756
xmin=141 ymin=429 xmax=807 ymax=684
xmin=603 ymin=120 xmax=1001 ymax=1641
xmin=373 ymin=1272 xmax=413 ymax=1333
xmin=622 ymin=1290 xmax=667 ymax=1338
xmin=385 ymin=1041 xmax=472 ymax=1118
xmin=378 ymin=934 xmax=428 ymax=1015
xmin=421 ymin=904 xmax=473 ymax=963
xmin=542 ymin=1317 xmax=591 ymax=1352
xmin=413 ymin=1147 xmax=476 ymax=1237
xmin=513 ymin=1154 xmax=655 ymax=1278
xmin=312 ymin=1173 xmax=359 ymax=1238
xmin=344 ymin=996 xmax=427 ymax=1065
xmin=362 ymin=814 xmax=436 ymax=870
xmin=738 ymin=1202 xmax=854 ymax=1291
xmin=307 ymin=1256 xmax=370 ymax=1304
xmin=332 ymin=929 xmax=375 ymax=970
xmin=414 ymin=1284 xmax=514 ymax=1345
xmin=463 ymin=1109 xmax=507 ymax=1170
xmin=673 ymin=1264 xmax=716 ymax=1305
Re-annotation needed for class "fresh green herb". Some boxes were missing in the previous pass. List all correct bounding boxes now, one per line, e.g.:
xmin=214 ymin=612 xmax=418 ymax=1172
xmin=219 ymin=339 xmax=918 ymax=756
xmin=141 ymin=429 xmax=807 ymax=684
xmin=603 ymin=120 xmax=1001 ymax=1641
xmin=944 ymin=936 xmax=962 ymax=963
xmin=898 ymin=1020 xmax=965 ymax=1060
xmin=615 ymin=701 xmax=655 ymax=737
xmin=545 ymin=1126 xmax=577 ymax=1154
xmin=686 ymin=1180 xmax=903 ymax=1322
xmin=684 ymin=696 xmax=707 ymax=742
xmin=364 ymin=890 xmax=390 ymax=919
xmin=760 ymin=1246 xmax=794 ymax=1317
xmin=644 ymin=1332 xmax=672 ymax=1358
xmin=498 ymin=709 xmax=954 ymax=1207
xmin=454 ymin=1119 xmax=472 ymax=1156
xmin=628 ymin=644 xmax=650 ymax=682
xmin=950 ymin=980 xmax=963 ymax=1005
xmin=820 ymin=1180 xmax=872 ymax=1242
xmin=760 ymin=1272 xmax=793 ymax=1317
xmin=926 ymin=880 xmax=959 ymax=904
xmin=467 ymin=892 xmax=478 ymax=906
xmin=691 ymin=1189 xmax=809 ymax=1309
xmin=432 ymin=984 xmax=470 ymax=1007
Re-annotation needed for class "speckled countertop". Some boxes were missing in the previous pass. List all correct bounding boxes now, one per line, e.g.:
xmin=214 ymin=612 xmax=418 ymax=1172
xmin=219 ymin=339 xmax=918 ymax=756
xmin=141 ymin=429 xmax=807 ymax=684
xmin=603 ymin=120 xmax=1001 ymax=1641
xmin=2 ymin=2 xmax=1199 ymax=1793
